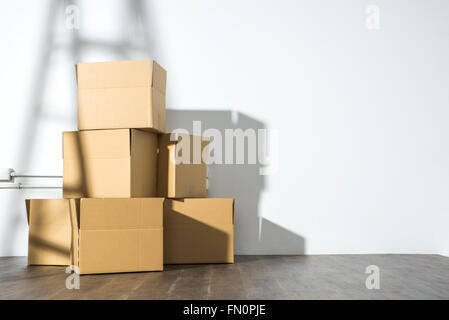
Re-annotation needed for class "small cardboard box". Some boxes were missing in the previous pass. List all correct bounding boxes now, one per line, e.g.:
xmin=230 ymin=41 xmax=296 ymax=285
xmin=157 ymin=134 xmax=209 ymax=198
xmin=76 ymin=59 xmax=166 ymax=132
xmin=26 ymin=198 xmax=164 ymax=274
xmin=63 ymin=129 xmax=158 ymax=198
xmin=164 ymin=198 xmax=235 ymax=264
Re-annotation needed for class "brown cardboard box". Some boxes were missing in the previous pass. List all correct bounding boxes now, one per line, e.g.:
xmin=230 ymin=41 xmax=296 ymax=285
xmin=77 ymin=198 xmax=164 ymax=274
xmin=26 ymin=198 xmax=164 ymax=274
xmin=164 ymin=198 xmax=235 ymax=264
xmin=26 ymin=199 xmax=78 ymax=266
xmin=63 ymin=129 xmax=158 ymax=198
xmin=157 ymin=134 xmax=209 ymax=198
xmin=76 ymin=59 xmax=166 ymax=132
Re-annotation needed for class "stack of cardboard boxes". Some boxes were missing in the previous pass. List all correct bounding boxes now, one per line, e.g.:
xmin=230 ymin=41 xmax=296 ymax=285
xmin=26 ymin=60 xmax=234 ymax=274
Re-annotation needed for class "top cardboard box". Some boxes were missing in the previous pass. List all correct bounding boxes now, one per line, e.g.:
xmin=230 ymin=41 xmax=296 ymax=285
xmin=76 ymin=60 xmax=166 ymax=132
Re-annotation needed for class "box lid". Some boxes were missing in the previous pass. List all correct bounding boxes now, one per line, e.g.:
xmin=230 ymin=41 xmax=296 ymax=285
xmin=26 ymin=199 xmax=72 ymax=226
xmin=76 ymin=59 xmax=166 ymax=94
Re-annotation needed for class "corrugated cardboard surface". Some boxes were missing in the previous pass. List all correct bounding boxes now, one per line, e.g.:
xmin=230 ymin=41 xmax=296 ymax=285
xmin=164 ymin=198 xmax=234 ymax=264
xmin=130 ymin=129 xmax=159 ymax=197
xmin=77 ymin=59 xmax=166 ymax=132
xmin=78 ymin=198 xmax=164 ymax=274
xmin=26 ymin=199 xmax=78 ymax=266
xmin=157 ymin=134 xmax=209 ymax=198
xmin=63 ymin=129 xmax=157 ymax=198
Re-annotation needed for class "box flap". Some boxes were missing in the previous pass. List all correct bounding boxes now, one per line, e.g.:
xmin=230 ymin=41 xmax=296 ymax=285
xmin=152 ymin=61 xmax=167 ymax=94
xmin=76 ymin=60 xmax=153 ymax=89
xmin=27 ymin=199 xmax=73 ymax=266
xmin=232 ymin=199 xmax=235 ymax=224
xmin=68 ymin=199 xmax=79 ymax=267
xmin=164 ymin=198 xmax=234 ymax=228
xmin=75 ymin=64 xmax=79 ymax=87
xmin=80 ymin=198 xmax=164 ymax=230
xmin=130 ymin=129 xmax=158 ymax=197
xmin=28 ymin=199 xmax=72 ymax=226
xmin=63 ymin=129 xmax=131 ymax=160
xmin=25 ymin=199 xmax=30 ymax=224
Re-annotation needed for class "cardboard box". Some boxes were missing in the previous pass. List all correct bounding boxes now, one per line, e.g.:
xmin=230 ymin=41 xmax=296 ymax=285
xmin=26 ymin=199 xmax=78 ymax=266
xmin=164 ymin=198 xmax=234 ymax=264
xmin=77 ymin=198 xmax=164 ymax=274
xmin=63 ymin=129 xmax=158 ymax=198
xmin=26 ymin=198 xmax=164 ymax=274
xmin=77 ymin=59 xmax=166 ymax=132
xmin=157 ymin=134 xmax=209 ymax=198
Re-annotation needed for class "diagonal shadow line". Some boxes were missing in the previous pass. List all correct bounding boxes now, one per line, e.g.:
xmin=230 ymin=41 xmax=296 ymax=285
xmin=28 ymin=234 xmax=71 ymax=258
xmin=164 ymin=208 xmax=231 ymax=265
xmin=4 ymin=0 xmax=157 ymax=255
xmin=2 ymin=0 xmax=63 ymax=257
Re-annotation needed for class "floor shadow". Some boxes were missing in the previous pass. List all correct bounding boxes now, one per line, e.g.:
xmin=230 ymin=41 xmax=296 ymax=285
xmin=166 ymin=110 xmax=305 ymax=255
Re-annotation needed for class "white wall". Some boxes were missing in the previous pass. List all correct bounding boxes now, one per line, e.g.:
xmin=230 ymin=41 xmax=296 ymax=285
xmin=0 ymin=0 xmax=448 ymax=257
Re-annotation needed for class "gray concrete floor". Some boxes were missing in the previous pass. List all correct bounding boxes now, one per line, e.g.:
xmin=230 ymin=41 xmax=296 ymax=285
xmin=0 ymin=255 xmax=448 ymax=299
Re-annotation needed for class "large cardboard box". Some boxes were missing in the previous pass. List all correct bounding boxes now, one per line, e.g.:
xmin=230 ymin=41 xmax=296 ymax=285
xmin=26 ymin=198 xmax=164 ymax=274
xmin=63 ymin=129 xmax=158 ymax=198
xmin=76 ymin=59 xmax=166 ymax=132
xmin=157 ymin=134 xmax=209 ymax=198
xmin=164 ymin=198 xmax=234 ymax=264
xmin=77 ymin=198 xmax=164 ymax=274
xmin=26 ymin=199 xmax=78 ymax=266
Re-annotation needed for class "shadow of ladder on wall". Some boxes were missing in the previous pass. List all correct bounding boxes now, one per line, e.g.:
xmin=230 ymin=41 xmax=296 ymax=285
xmin=3 ymin=0 xmax=157 ymax=256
